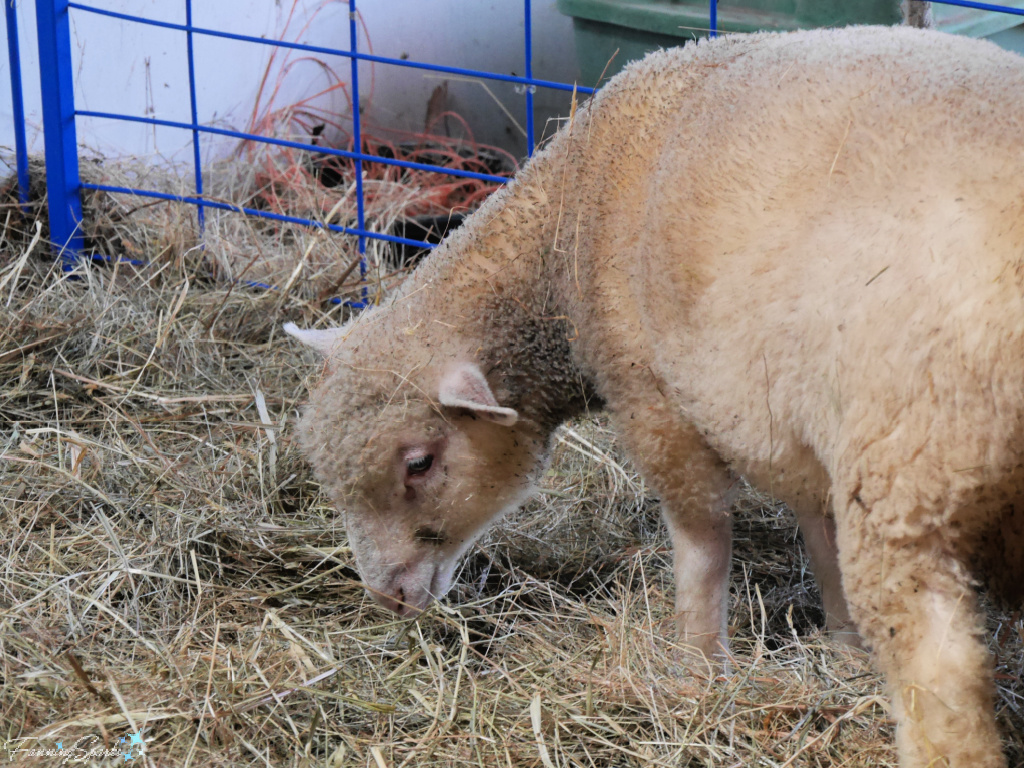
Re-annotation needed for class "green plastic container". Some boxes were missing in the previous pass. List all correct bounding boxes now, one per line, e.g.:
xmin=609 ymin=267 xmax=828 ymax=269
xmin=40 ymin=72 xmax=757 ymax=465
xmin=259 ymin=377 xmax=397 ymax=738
xmin=557 ymin=0 xmax=1024 ymax=86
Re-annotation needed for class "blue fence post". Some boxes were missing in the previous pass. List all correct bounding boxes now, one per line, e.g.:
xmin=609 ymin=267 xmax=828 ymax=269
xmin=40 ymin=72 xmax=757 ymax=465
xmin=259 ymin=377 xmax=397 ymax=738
xmin=4 ymin=0 xmax=31 ymax=212
xmin=185 ymin=0 xmax=205 ymax=236
xmin=709 ymin=0 xmax=718 ymax=37
xmin=36 ymin=0 xmax=84 ymax=262
xmin=524 ymin=0 xmax=535 ymax=156
xmin=349 ymin=0 xmax=367 ymax=305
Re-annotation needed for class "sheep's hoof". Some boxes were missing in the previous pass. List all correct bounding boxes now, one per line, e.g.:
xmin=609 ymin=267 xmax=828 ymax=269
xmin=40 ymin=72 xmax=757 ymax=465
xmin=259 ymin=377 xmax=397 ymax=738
xmin=829 ymin=627 xmax=865 ymax=650
xmin=673 ymin=635 xmax=731 ymax=678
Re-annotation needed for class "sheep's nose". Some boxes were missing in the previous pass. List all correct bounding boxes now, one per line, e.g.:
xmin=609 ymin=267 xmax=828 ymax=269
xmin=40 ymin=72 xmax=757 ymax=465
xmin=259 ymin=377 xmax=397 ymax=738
xmin=374 ymin=586 xmax=405 ymax=615
xmin=374 ymin=585 xmax=428 ymax=617
xmin=368 ymin=561 xmax=440 ymax=616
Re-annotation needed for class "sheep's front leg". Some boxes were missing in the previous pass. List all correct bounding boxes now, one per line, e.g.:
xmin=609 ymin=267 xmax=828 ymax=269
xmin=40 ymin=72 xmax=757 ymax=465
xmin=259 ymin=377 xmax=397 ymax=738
xmin=613 ymin=403 xmax=735 ymax=665
xmin=661 ymin=491 xmax=733 ymax=664
xmin=835 ymin=492 xmax=1005 ymax=768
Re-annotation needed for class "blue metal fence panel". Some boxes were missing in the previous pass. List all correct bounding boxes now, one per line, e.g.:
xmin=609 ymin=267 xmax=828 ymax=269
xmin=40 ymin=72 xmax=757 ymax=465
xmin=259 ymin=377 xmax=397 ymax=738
xmin=4 ymin=0 xmax=30 ymax=211
xmin=45 ymin=0 xmax=592 ymax=273
xmin=35 ymin=0 xmax=84 ymax=261
xmin=26 ymin=0 xmax=1024 ymax=289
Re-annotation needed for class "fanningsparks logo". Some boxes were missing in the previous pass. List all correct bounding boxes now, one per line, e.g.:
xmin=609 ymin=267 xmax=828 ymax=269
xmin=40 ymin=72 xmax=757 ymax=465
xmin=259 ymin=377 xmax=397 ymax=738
xmin=4 ymin=730 xmax=146 ymax=763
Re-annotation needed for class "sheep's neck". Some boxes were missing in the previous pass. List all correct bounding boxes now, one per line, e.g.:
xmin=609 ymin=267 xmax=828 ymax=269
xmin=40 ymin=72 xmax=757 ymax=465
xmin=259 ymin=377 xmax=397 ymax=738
xmin=395 ymin=146 xmax=601 ymax=430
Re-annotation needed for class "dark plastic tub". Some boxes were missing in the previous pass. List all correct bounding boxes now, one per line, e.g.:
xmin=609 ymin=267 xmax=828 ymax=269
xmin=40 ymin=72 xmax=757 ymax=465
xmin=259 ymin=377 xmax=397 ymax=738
xmin=557 ymin=0 xmax=1024 ymax=86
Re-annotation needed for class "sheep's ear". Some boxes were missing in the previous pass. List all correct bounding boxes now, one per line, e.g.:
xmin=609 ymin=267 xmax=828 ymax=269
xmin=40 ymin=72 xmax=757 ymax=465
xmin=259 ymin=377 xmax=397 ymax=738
xmin=438 ymin=363 xmax=518 ymax=426
xmin=283 ymin=322 xmax=347 ymax=356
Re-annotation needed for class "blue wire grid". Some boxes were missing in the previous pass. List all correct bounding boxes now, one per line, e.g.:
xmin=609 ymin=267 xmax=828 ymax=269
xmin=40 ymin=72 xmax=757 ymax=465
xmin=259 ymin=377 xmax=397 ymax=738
xmin=29 ymin=0 xmax=598 ymax=295
xmin=10 ymin=0 xmax=1024 ymax=295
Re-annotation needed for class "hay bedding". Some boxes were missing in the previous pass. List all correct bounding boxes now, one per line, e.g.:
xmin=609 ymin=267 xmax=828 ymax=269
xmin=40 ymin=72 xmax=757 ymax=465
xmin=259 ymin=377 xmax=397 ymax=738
xmin=0 ymin=162 xmax=1021 ymax=768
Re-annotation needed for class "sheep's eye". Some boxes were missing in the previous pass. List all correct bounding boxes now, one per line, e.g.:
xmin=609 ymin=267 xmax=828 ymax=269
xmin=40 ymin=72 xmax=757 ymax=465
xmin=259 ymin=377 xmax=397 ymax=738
xmin=407 ymin=454 xmax=433 ymax=476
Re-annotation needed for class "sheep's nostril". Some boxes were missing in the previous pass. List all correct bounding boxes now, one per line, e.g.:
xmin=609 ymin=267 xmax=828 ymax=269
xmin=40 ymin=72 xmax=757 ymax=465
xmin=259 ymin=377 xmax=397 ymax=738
xmin=395 ymin=586 xmax=406 ymax=607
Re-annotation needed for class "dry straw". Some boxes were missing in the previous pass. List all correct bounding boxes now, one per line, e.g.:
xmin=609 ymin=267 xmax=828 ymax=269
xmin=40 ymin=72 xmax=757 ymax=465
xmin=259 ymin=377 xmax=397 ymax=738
xmin=1 ymin=160 xmax=1021 ymax=767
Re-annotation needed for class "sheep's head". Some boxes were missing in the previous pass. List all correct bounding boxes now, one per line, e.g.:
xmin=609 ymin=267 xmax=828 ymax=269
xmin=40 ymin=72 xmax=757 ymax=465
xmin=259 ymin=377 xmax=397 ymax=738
xmin=285 ymin=322 xmax=547 ymax=617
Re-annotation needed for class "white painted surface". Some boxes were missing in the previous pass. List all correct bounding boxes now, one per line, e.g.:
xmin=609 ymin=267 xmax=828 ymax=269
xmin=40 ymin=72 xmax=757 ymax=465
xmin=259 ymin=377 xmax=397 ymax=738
xmin=0 ymin=0 xmax=581 ymax=176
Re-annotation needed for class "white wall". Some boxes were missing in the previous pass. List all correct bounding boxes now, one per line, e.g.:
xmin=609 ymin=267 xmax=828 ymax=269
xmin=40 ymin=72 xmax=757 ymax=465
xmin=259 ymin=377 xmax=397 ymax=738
xmin=0 ymin=0 xmax=581 ymax=176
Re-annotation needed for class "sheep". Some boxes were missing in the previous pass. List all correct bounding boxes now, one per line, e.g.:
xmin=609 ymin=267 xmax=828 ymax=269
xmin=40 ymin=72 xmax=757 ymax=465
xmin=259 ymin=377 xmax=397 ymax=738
xmin=285 ymin=26 xmax=1024 ymax=768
